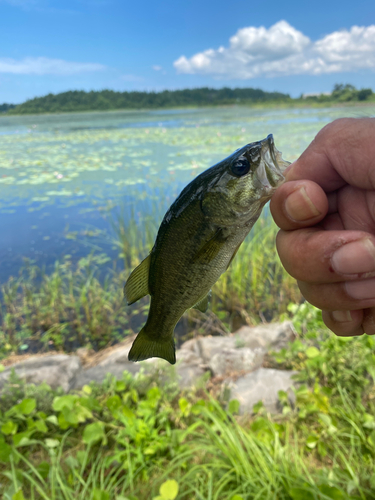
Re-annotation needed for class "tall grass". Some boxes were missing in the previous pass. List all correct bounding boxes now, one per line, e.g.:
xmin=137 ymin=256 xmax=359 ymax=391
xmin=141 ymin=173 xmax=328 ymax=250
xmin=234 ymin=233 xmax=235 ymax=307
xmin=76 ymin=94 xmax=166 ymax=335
xmin=0 ymin=210 xmax=300 ymax=358
xmin=1 ymin=377 xmax=374 ymax=499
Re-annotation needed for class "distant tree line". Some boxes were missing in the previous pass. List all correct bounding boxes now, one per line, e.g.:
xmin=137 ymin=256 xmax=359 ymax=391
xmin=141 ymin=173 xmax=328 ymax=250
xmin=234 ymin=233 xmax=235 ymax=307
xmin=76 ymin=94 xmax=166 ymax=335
xmin=5 ymin=87 xmax=290 ymax=115
xmin=2 ymin=84 xmax=374 ymax=115
xmin=0 ymin=103 xmax=16 ymax=113
xmin=302 ymin=83 xmax=373 ymax=103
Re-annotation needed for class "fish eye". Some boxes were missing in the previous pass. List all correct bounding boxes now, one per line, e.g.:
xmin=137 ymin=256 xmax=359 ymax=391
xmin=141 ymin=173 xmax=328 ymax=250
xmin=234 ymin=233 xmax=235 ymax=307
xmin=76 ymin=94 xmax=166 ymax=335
xmin=231 ymin=157 xmax=250 ymax=177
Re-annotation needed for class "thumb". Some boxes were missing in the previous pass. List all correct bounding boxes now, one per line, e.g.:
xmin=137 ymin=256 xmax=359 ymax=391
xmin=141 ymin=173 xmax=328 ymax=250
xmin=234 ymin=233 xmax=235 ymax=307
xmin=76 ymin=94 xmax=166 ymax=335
xmin=286 ymin=117 xmax=375 ymax=192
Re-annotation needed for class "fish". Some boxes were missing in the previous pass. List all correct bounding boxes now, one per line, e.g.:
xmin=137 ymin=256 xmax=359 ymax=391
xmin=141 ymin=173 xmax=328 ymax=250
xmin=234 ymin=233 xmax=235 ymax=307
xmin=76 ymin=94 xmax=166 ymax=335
xmin=124 ymin=134 xmax=290 ymax=365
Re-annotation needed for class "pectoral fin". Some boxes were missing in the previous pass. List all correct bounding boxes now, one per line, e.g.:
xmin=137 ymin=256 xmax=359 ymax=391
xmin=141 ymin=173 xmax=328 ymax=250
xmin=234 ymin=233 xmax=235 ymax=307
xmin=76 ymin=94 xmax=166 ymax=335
xmin=124 ymin=254 xmax=151 ymax=305
xmin=192 ymin=290 xmax=212 ymax=313
xmin=193 ymin=228 xmax=228 ymax=264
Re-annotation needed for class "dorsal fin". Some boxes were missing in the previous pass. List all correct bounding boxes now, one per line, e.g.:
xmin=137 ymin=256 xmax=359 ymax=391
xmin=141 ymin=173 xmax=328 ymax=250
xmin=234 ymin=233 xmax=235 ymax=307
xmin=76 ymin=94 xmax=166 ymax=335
xmin=124 ymin=254 xmax=151 ymax=305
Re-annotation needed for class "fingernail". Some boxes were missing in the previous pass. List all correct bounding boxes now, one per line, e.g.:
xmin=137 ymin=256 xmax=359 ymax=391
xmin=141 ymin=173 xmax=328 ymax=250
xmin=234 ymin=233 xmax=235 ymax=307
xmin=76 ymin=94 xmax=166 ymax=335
xmin=284 ymin=187 xmax=320 ymax=221
xmin=332 ymin=310 xmax=352 ymax=322
xmin=346 ymin=278 xmax=375 ymax=300
xmin=332 ymin=239 xmax=375 ymax=275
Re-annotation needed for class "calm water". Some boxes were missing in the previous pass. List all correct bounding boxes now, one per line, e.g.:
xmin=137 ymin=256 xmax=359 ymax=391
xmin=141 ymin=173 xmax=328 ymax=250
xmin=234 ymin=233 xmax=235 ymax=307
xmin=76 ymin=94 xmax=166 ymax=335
xmin=0 ymin=105 xmax=373 ymax=283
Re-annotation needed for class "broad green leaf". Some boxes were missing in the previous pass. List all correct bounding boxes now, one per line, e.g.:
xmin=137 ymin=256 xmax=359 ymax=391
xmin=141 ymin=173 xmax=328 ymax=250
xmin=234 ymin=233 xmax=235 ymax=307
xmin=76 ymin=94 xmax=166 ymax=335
xmin=93 ymin=488 xmax=110 ymax=500
xmin=13 ymin=431 xmax=34 ymax=447
xmin=12 ymin=489 xmax=25 ymax=500
xmin=17 ymin=398 xmax=36 ymax=415
xmin=115 ymin=380 xmax=126 ymax=392
xmin=37 ymin=461 xmax=50 ymax=479
xmin=83 ymin=422 xmax=105 ymax=445
xmin=45 ymin=438 xmax=60 ymax=448
xmin=106 ymin=395 xmax=122 ymax=413
xmin=159 ymin=479 xmax=179 ymax=500
xmin=306 ymin=435 xmax=318 ymax=449
xmin=46 ymin=415 xmax=58 ymax=426
xmin=0 ymin=441 xmax=12 ymax=462
xmin=228 ymin=399 xmax=240 ymax=415
xmin=1 ymin=421 xmax=18 ymax=435
xmin=52 ymin=395 xmax=76 ymax=411
xmin=178 ymin=397 xmax=189 ymax=415
xmin=252 ymin=401 xmax=264 ymax=413
xmin=305 ymin=346 xmax=320 ymax=358
xmin=0 ymin=364 xmax=4 ymax=373
xmin=34 ymin=420 xmax=48 ymax=433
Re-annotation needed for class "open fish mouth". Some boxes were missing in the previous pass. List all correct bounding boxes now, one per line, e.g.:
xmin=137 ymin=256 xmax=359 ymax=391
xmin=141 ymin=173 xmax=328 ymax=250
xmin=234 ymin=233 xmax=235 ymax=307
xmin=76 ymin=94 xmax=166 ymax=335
xmin=256 ymin=134 xmax=290 ymax=195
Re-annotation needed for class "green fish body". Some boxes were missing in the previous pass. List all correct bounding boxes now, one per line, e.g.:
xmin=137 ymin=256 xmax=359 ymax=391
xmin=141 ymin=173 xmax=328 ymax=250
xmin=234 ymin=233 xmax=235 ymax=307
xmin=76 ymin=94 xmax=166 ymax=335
xmin=124 ymin=134 xmax=289 ymax=364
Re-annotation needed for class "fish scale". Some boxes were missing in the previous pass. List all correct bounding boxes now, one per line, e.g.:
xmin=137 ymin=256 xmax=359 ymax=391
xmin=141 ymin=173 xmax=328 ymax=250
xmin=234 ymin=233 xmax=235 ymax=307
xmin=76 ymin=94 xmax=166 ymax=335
xmin=124 ymin=134 xmax=290 ymax=364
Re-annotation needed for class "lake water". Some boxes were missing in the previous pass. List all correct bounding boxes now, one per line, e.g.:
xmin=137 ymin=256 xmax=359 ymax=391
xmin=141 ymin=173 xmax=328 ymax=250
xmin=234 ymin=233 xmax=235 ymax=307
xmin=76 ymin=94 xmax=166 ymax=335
xmin=0 ymin=105 xmax=373 ymax=283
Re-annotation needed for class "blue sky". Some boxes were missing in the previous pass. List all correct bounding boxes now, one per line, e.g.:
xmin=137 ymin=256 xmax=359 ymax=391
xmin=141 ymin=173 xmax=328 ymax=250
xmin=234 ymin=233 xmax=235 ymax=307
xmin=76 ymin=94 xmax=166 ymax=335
xmin=1 ymin=0 xmax=375 ymax=103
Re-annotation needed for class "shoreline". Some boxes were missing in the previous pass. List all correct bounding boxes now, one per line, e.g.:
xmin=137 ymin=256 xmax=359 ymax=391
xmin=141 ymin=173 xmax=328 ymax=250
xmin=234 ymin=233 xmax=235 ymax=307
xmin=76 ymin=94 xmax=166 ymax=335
xmin=2 ymin=100 xmax=375 ymax=118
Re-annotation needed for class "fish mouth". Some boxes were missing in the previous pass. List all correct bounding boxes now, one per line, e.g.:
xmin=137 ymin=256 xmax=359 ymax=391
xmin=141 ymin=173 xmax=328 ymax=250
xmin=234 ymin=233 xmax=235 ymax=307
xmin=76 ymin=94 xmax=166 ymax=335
xmin=256 ymin=134 xmax=290 ymax=196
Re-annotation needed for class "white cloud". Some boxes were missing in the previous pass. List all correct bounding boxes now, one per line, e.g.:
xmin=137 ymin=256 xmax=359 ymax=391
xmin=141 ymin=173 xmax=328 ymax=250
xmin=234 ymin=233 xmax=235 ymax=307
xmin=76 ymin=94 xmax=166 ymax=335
xmin=152 ymin=65 xmax=162 ymax=71
xmin=174 ymin=21 xmax=375 ymax=79
xmin=0 ymin=57 xmax=106 ymax=75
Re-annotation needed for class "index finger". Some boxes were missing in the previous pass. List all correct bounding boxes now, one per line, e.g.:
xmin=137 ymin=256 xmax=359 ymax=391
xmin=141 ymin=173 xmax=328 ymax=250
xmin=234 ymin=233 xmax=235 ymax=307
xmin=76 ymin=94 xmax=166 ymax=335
xmin=286 ymin=117 xmax=375 ymax=191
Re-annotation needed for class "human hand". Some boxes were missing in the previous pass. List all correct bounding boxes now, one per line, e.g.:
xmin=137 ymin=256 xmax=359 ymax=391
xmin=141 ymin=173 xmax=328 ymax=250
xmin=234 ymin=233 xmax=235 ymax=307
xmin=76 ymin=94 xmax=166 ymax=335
xmin=270 ymin=117 xmax=375 ymax=336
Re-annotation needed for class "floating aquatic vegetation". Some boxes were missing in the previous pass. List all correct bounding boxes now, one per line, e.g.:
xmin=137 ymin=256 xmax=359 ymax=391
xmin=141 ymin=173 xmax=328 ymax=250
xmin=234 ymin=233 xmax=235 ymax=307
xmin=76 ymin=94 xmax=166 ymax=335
xmin=0 ymin=105 xmax=374 ymax=281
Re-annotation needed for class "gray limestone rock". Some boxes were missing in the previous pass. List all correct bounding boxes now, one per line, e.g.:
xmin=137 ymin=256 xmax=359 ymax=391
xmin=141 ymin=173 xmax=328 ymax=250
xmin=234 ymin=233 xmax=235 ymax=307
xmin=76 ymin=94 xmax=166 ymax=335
xmin=175 ymin=348 xmax=207 ymax=388
xmin=227 ymin=368 xmax=298 ymax=414
xmin=72 ymin=344 xmax=142 ymax=390
xmin=0 ymin=355 xmax=81 ymax=393
xmin=233 ymin=321 xmax=295 ymax=351
xmin=181 ymin=322 xmax=295 ymax=366
xmin=72 ymin=364 xmax=140 ymax=390
xmin=210 ymin=347 xmax=264 ymax=376
xmin=194 ymin=336 xmax=237 ymax=364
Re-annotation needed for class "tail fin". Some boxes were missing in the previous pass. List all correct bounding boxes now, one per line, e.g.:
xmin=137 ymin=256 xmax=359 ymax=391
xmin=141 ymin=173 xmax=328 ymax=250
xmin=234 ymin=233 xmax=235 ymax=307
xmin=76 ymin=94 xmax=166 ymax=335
xmin=128 ymin=327 xmax=176 ymax=365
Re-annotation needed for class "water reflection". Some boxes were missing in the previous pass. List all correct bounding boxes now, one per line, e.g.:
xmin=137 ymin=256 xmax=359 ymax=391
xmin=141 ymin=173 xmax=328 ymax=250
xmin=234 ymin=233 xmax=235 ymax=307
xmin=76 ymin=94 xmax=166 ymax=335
xmin=0 ymin=104 xmax=374 ymax=282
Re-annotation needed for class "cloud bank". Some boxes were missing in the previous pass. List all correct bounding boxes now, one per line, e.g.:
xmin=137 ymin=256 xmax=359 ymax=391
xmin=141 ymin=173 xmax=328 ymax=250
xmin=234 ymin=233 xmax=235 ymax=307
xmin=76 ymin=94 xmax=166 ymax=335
xmin=0 ymin=57 xmax=106 ymax=75
xmin=174 ymin=21 xmax=375 ymax=78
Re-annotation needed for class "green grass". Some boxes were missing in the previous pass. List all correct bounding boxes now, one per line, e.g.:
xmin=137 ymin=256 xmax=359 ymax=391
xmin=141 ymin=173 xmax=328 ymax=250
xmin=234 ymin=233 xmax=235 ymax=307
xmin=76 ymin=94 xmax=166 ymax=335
xmin=0 ymin=302 xmax=374 ymax=499
xmin=0 ymin=211 xmax=300 ymax=358
xmin=0 ymin=210 xmax=374 ymax=499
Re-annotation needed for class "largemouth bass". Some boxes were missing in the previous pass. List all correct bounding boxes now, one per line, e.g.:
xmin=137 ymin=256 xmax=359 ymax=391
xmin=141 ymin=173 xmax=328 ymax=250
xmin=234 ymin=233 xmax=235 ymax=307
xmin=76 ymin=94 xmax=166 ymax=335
xmin=124 ymin=134 xmax=290 ymax=364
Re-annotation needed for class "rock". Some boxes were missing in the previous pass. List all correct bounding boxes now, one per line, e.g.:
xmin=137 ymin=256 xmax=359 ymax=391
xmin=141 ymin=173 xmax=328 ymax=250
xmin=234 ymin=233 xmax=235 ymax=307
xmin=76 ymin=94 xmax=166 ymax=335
xmin=194 ymin=336 xmax=237 ymax=363
xmin=72 ymin=344 xmax=142 ymax=390
xmin=0 ymin=355 xmax=81 ymax=393
xmin=76 ymin=348 xmax=95 ymax=366
xmin=96 ymin=344 xmax=133 ymax=367
xmin=178 ymin=337 xmax=201 ymax=355
xmin=181 ymin=322 xmax=295 ymax=366
xmin=72 ymin=364 xmax=140 ymax=390
xmin=210 ymin=347 xmax=264 ymax=376
xmin=233 ymin=321 xmax=295 ymax=351
xmin=227 ymin=368 xmax=298 ymax=414
xmin=175 ymin=348 xmax=207 ymax=388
